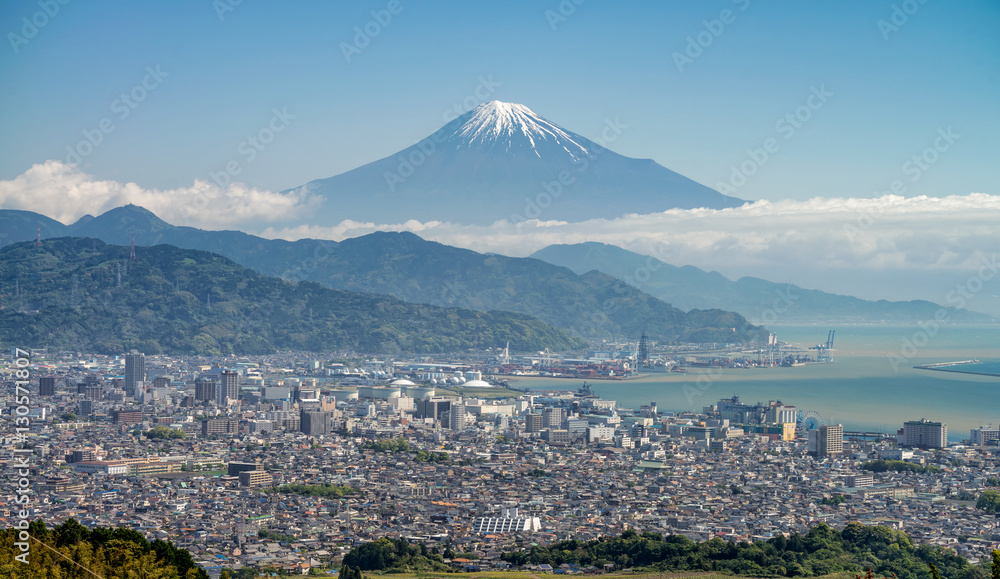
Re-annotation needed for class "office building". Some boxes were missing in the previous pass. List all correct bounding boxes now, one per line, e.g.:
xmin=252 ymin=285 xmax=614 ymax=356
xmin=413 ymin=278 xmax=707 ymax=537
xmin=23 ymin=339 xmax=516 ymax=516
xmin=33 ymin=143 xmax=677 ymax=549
xmin=239 ymin=470 xmax=273 ymax=487
xmin=898 ymin=419 xmax=947 ymax=449
xmin=113 ymin=409 xmax=143 ymax=425
xmin=39 ymin=376 xmax=56 ymax=396
xmin=587 ymin=425 xmax=616 ymax=442
xmin=78 ymin=400 xmax=94 ymax=416
xmin=124 ymin=352 xmax=145 ymax=397
xmin=846 ymin=473 xmax=874 ymax=488
xmin=971 ymin=425 xmax=999 ymax=446
xmin=709 ymin=439 xmax=729 ymax=453
xmin=765 ymin=402 xmax=798 ymax=425
xmin=300 ymin=410 xmax=331 ymax=436
xmin=37 ymin=477 xmax=86 ymax=493
xmin=217 ymin=370 xmax=239 ymax=405
xmin=416 ymin=398 xmax=451 ymax=421
xmin=194 ymin=378 xmax=215 ymax=403
xmin=808 ymin=424 xmax=843 ymax=457
xmin=542 ymin=429 xmax=571 ymax=444
xmin=261 ymin=386 xmax=290 ymax=401
xmin=715 ymin=395 xmax=797 ymax=425
xmin=201 ymin=418 xmax=239 ymax=436
xmin=542 ymin=407 xmax=564 ymax=429
xmin=67 ymin=450 xmax=98 ymax=463
xmin=227 ymin=462 xmax=264 ymax=476
xmin=525 ymin=413 xmax=543 ymax=433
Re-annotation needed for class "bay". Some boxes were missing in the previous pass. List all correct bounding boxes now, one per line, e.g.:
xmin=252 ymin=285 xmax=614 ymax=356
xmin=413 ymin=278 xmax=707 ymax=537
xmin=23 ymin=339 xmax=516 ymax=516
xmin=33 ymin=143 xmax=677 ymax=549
xmin=512 ymin=324 xmax=1000 ymax=442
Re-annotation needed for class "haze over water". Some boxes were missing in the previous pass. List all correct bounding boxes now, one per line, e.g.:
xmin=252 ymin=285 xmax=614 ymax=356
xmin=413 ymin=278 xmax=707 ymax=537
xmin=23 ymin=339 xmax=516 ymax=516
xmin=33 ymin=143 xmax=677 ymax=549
xmin=516 ymin=325 xmax=1000 ymax=442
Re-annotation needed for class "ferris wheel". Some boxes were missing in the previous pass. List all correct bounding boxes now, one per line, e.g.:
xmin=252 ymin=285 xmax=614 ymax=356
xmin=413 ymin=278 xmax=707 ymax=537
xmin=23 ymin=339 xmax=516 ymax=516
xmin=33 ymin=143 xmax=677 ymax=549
xmin=797 ymin=410 xmax=826 ymax=433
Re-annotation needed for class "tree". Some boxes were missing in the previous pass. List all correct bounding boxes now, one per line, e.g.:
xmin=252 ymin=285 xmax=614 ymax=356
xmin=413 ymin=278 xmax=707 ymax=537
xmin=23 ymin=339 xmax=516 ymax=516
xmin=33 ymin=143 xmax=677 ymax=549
xmin=992 ymin=549 xmax=999 ymax=579
xmin=928 ymin=563 xmax=942 ymax=579
xmin=977 ymin=490 xmax=1000 ymax=513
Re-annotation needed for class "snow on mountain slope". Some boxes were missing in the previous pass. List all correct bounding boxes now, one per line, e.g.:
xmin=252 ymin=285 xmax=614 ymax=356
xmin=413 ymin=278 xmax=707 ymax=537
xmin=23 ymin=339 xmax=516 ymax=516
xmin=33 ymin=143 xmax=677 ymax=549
xmin=453 ymin=101 xmax=590 ymax=159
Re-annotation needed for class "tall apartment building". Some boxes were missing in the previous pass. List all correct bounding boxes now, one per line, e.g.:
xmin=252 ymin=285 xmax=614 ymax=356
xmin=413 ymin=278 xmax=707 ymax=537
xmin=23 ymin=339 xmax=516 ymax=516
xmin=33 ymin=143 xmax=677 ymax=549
xmin=217 ymin=370 xmax=239 ymax=405
xmin=195 ymin=378 xmax=216 ymax=403
xmin=898 ymin=419 xmax=947 ymax=449
xmin=124 ymin=352 xmax=145 ymax=397
xmin=39 ymin=376 xmax=56 ymax=396
xmin=808 ymin=424 xmax=843 ymax=457
xmin=525 ymin=413 xmax=543 ymax=433
xmin=448 ymin=404 xmax=467 ymax=430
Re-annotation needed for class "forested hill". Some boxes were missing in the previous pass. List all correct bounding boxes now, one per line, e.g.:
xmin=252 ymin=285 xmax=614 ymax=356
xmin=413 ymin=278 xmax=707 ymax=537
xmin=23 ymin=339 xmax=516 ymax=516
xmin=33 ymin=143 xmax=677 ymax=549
xmin=499 ymin=524 xmax=986 ymax=579
xmin=0 ymin=238 xmax=581 ymax=355
xmin=0 ymin=519 xmax=206 ymax=579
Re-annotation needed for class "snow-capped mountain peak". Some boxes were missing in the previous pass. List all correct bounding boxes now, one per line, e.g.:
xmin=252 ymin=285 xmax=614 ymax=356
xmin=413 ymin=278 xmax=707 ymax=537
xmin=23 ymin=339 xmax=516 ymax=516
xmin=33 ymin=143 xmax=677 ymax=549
xmin=287 ymin=100 xmax=745 ymax=225
xmin=452 ymin=100 xmax=589 ymax=157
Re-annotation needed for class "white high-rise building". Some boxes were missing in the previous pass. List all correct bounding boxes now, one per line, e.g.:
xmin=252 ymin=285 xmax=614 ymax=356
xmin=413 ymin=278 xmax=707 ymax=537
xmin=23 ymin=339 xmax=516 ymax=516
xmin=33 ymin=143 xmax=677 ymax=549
xmin=449 ymin=404 xmax=467 ymax=430
xmin=969 ymin=425 xmax=998 ymax=446
xmin=898 ymin=419 xmax=947 ymax=449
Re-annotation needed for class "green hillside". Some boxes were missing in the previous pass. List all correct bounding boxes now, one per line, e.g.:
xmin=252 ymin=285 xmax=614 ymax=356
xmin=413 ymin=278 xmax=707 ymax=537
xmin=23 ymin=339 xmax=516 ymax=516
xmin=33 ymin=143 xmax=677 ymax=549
xmin=0 ymin=238 xmax=580 ymax=354
xmin=0 ymin=206 xmax=769 ymax=344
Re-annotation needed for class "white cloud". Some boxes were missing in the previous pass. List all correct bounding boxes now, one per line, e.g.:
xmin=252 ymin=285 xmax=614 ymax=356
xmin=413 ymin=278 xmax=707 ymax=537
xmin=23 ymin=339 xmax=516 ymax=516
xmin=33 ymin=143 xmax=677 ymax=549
xmin=4 ymin=161 xmax=996 ymax=310
xmin=259 ymin=193 xmax=1000 ymax=278
xmin=0 ymin=161 xmax=318 ymax=228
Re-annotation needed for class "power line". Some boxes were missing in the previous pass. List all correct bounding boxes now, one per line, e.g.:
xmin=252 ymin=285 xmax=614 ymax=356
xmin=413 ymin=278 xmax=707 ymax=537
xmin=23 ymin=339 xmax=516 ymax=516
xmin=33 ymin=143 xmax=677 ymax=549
xmin=29 ymin=535 xmax=105 ymax=579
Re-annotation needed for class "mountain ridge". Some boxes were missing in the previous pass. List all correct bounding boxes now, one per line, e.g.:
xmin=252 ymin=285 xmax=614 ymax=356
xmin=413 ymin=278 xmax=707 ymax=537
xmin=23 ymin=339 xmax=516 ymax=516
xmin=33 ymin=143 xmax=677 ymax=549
xmin=529 ymin=242 xmax=990 ymax=323
xmin=0 ymin=237 xmax=581 ymax=354
xmin=0 ymin=205 xmax=768 ymax=344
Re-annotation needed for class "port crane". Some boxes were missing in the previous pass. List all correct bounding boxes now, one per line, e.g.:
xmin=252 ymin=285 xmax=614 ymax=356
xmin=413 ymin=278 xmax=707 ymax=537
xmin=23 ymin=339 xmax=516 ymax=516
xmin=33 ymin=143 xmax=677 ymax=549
xmin=809 ymin=330 xmax=836 ymax=363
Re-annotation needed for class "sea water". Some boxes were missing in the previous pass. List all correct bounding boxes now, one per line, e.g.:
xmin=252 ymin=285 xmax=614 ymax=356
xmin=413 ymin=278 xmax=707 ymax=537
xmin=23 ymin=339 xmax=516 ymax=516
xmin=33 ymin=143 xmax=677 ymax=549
xmin=513 ymin=324 xmax=1000 ymax=442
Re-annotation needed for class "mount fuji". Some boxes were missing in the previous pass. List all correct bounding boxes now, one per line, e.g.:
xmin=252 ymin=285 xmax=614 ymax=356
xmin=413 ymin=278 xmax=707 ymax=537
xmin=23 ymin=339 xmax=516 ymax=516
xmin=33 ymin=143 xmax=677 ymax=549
xmin=286 ymin=101 xmax=745 ymax=225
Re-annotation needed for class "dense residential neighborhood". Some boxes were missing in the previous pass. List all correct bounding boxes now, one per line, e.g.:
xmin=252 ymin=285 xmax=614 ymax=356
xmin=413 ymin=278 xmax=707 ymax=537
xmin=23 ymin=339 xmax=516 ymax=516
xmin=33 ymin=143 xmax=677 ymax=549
xmin=2 ymin=351 xmax=999 ymax=576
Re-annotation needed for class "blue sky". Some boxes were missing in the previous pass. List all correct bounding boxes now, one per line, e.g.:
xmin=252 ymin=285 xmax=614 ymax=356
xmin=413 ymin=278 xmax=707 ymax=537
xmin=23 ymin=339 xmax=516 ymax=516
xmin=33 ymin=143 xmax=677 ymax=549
xmin=1 ymin=0 xmax=997 ymax=200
